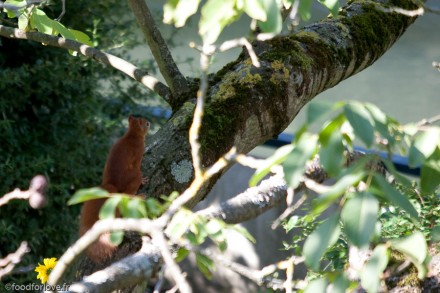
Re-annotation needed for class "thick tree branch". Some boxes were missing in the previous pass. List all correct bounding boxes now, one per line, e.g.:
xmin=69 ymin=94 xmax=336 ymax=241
xmin=127 ymin=0 xmax=189 ymax=108
xmin=140 ymin=0 xmax=420 ymax=204
xmin=197 ymin=175 xmax=287 ymax=224
xmin=68 ymin=241 xmax=161 ymax=293
xmin=0 ymin=25 xmax=171 ymax=102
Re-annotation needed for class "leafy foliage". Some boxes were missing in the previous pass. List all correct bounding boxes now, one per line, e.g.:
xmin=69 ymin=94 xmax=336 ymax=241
xmin=257 ymin=100 xmax=440 ymax=290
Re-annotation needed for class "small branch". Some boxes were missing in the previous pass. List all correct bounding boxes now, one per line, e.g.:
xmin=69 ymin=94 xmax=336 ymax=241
xmin=47 ymin=218 xmax=155 ymax=286
xmin=218 ymin=38 xmax=260 ymax=67
xmin=417 ymin=114 xmax=440 ymax=126
xmin=55 ymin=0 xmax=66 ymax=21
xmin=127 ymin=0 xmax=189 ymax=100
xmin=151 ymin=228 xmax=192 ymax=293
xmin=0 ymin=242 xmax=30 ymax=280
xmin=378 ymin=6 xmax=424 ymax=16
xmin=0 ymin=25 xmax=171 ymax=102
xmin=190 ymin=49 xmax=210 ymax=180
xmin=68 ymin=239 xmax=161 ymax=293
xmin=0 ymin=175 xmax=47 ymax=209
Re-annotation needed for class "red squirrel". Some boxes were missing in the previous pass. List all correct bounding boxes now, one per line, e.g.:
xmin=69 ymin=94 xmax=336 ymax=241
xmin=79 ymin=115 xmax=150 ymax=263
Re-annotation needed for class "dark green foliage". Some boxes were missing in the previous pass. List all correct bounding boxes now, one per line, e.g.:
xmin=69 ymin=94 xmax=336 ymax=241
xmin=0 ymin=1 xmax=165 ymax=286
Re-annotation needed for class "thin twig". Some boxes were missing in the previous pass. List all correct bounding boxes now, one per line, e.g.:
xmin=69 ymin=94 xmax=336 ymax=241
xmin=218 ymin=37 xmax=260 ymax=67
xmin=55 ymin=0 xmax=66 ymax=21
xmin=378 ymin=6 xmax=424 ymax=16
xmin=417 ymin=114 xmax=440 ymax=126
xmin=151 ymin=228 xmax=192 ymax=293
xmin=0 ymin=242 xmax=30 ymax=280
xmin=0 ymin=25 xmax=171 ymax=102
xmin=127 ymin=0 xmax=189 ymax=97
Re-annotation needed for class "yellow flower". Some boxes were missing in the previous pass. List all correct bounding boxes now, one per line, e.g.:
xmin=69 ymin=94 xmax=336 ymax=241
xmin=35 ymin=257 xmax=57 ymax=284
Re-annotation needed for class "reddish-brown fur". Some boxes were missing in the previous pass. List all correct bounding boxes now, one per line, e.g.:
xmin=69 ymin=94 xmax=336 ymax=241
xmin=79 ymin=115 xmax=149 ymax=263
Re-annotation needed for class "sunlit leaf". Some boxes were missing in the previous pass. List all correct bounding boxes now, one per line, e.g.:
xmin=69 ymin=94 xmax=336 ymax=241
xmin=318 ymin=0 xmax=339 ymax=17
xmin=390 ymin=232 xmax=428 ymax=278
xmin=164 ymin=0 xmax=201 ymax=27
xmin=175 ymin=247 xmax=190 ymax=262
xmin=299 ymin=0 xmax=313 ymax=20
xmin=312 ymin=171 xmax=366 ymax=215
xmin=110 ymin=231 xmax=124 ymax=246
xmin=371 ymin=174 xmax=418 ymax=219
xmin=307 ymin=100 xmax=344 ymax=125
xmin=249 ymin=144 xmax=294 ymax=186
xmin=344 ymin=102 xmax=375 ymax=147
xmin=68 ymin=187 xmax=109 ymax=205
xmin=243 ymin=0 xmax=267 ymax=21
xmin=283 ymin=133 xmax=317 ymax=189
xmin=168 ymin=209 xmax=193 ymax=239
xmin=361 ymin=244 xmax=389 ymax=293
xmin=304 ymin=277 xmax=328 ymax=293
xmin=199 ymin=0 xmax=238 ymax=44
xmin=408 ymin=128 xmax=440 ymax=167
xmin=99 ymin=197 xmax=121 ymax=219
xmin=303 ymin=213 xmax=341 ymax=271
xmin=196 ymin=252 xmax=215 ymax=279
xmin=319 ymin=124 xmax=345 ymax=176
xmin=331 ymin=272 xmax=350 ymax=293
xmin=257 ymin=0 xmax=282 ymax=34
xmin=341 ymin=192 xmax=378 ymax=248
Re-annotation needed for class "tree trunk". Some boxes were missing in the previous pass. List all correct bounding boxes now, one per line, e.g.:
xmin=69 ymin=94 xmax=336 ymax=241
xmin=140 ymin=0 xmax=419 ymax=207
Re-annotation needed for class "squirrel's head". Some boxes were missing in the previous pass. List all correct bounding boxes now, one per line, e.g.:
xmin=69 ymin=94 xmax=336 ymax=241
xmin=128 ymin=115 xmax=150 ymax=136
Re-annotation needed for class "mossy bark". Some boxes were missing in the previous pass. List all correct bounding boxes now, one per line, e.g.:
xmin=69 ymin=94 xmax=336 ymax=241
xmin=140 ymin=0 xmax=419 ymax=207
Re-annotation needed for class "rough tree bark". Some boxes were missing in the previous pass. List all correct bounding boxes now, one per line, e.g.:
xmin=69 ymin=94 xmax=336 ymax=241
xmin=140 ymin=0 xmax=419 ymax=209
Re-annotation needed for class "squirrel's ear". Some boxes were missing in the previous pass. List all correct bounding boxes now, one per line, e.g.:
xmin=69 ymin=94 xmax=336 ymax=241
xmin=128 ymin=115 xmax=133 ymax=121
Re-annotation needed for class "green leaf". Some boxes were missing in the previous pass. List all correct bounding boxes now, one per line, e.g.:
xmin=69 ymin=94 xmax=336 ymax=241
xmin=249 ymin=144 xmax=294 ymax=186
xmin=195 ymin=252 xmax=215 ymax=279
xmin=168 ymin=209 xmax=193 ymax=239
xmin=318 ymin=0 xmax=339 ymax=17
xmin=110 ymin=231 xmax=124 ymax=246
xmin=175 ymin=247 xmax=190 ymax=262
xmin=199 ymin=0 xmax=238 ymax=44
xmin=371 ymin=174 xmax=418 ymax=219
xmin=243 ymin=0 xmax=267 ymax=21
xmin=431 ymin=226 xmax=440 ymax=243
xmin=283 ymin=133 xmax=317 ymax=189
xmin=408 ymin=128 xmax=440 ymax=167
xmin=231 ymin=225 xmax=256 ymax=243
xmin=341 ymin=192 xmax=378 ymax=248
xmin=304 ymin=277 xmax=328 ymax=293
xmin=99 ymin=197 xmax=122 ymax=219
xmin=312 ymin=171 xmax=366 ymax=215
xmin=145 ymin=198 xmax=164 ymax=218
xmin=68 ymin=187 xmax=109 ymax=205
xmin=18 ymin=13 xmax=29 ymax=30
xmin=70 ymin=29 xmax=93 ymax=46
xmin=299 ymin=0 xmax=313 ymax=20
xmin=30 ymin=9 xmax=55 ymax=35
xmin=4 ymin=0 xmax=26 ymax=18
xmin=303 ymin=213 xmax=341 ymax=271
xmin=331 ymin=273 xmax=350 ymax=293
xmin=420 ymin=160 xmax=440 ymax=195
xmin=361 ymin=244 xmax=389 ymax=293
xmin=307 ymin=100 xmax=344 ymax=125
xmin=390 ymin=232 xmax=428 ymax=278
xmin=257 ymin=0 xmax=282 ymax=34
xmin=119 ymin=197 xmax=147 ymax=218
xmin=344 ymin=102 xmax=375 ymax=147
xmin=319 ymin=128 xmax=345 ymax=177
xmin=285 ymin=215 xmax=299 ymax=232
xmin=164 ymin=0 xmax=201 ymax=27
